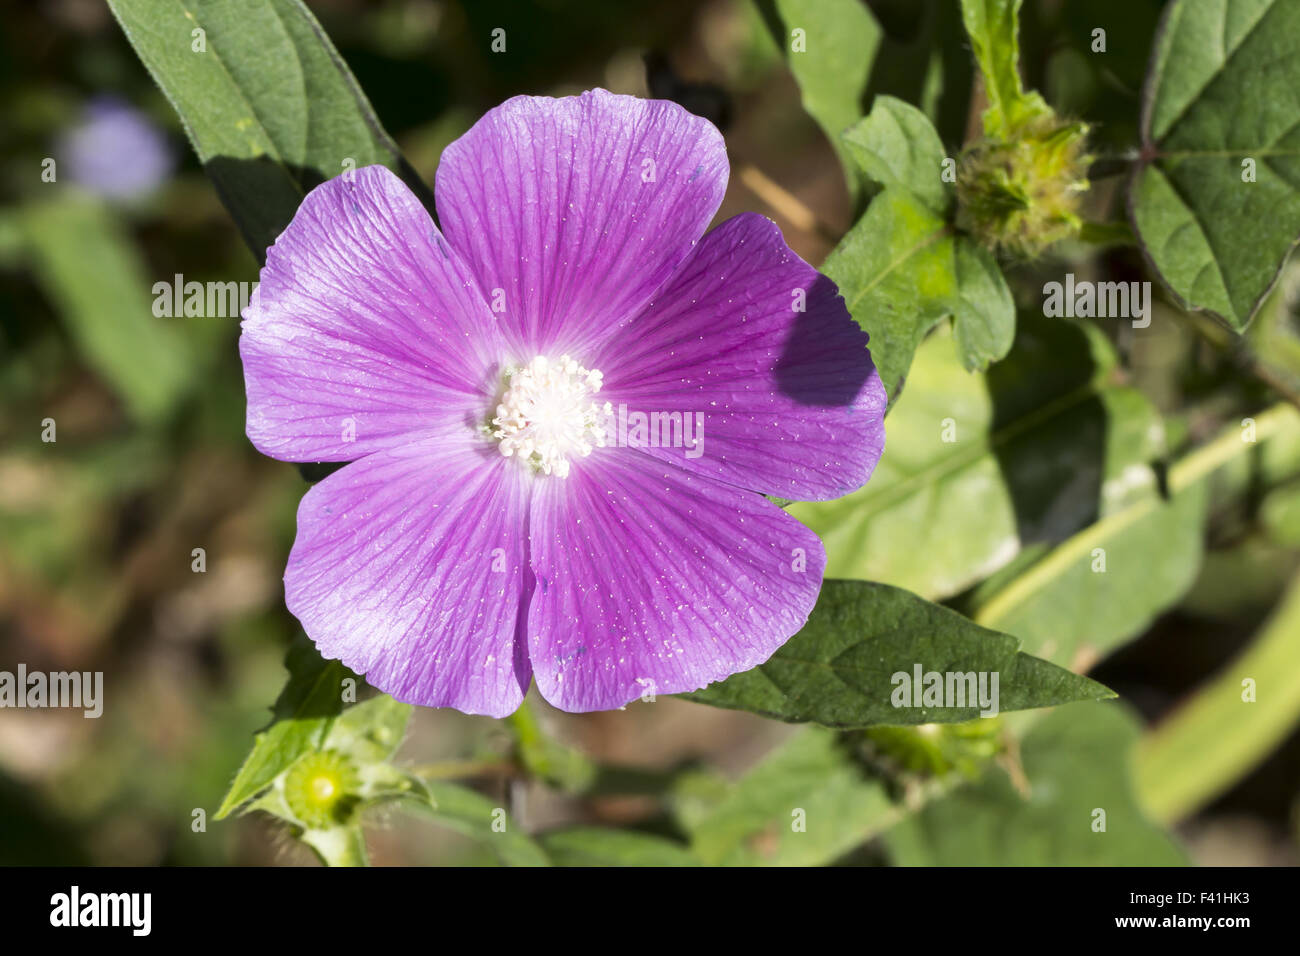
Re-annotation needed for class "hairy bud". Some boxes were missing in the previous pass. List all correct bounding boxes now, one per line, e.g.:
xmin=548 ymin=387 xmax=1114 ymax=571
xmin=956 ymin=116 xmax=1091 ymax=259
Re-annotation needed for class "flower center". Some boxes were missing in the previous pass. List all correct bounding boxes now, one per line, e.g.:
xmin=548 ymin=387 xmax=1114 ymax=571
xmin=490 ymin=356 xmax=611 ymax=478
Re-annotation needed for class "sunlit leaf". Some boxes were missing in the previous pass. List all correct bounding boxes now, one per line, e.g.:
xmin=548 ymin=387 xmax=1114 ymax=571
xmin=1130 ymin=0 xmax=1300 ymax=328
xmin=106 ymin=0 xmax=431 ymax=257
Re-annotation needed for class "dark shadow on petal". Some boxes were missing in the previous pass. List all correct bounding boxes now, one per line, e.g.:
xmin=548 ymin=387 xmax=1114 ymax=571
xmin=773 ymin=274 xmax=875 ymax=407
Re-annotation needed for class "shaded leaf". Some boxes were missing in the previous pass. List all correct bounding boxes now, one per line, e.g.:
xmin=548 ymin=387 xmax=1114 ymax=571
xmin=1179 ymin=536 xmax=1300 ymax=619
xmin=972 ymin=404 xmax=1300 ymax=665
xmin=688 ymin=580 xmax=1113 ymax=726
xmin=680 ymin=726 xmax=895 ymax=866
xmin=887 ymin=701 xmax=1187 ymax=865
xmin=1261 ymin=480 xmax=1300 ymax=546
xmin=975 ymin=483 xmax=1207 ymax=666
xmin=791 ymin=321 xmax=1163 ymax=599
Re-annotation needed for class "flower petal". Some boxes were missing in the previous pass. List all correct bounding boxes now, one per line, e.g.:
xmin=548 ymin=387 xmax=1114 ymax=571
xmin=286 ymin=428 xmax=531 ymax=718
xmin=591 ymin=212 xmax=887 ymax=501
xmin=435 ymin=89 xmax=728 ymax=356
xmin=526 ymin=448 xmax=825 ymax=712
xmin=240 ymin=165 xmax=505 ymax=462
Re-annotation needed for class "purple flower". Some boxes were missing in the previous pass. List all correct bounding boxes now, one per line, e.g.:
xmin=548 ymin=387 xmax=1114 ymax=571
xmin=240 ymin=90 xmax=886 ymax=717
xmin=56 ymin=96 xmax=174 ymax=200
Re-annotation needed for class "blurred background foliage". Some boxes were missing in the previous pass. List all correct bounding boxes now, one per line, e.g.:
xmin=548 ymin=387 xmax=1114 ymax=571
xmin=0 ymin=0 xmax=1298 ymax=865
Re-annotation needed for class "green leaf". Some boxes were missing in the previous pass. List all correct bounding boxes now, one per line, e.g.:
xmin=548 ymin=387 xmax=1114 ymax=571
xmin=22 ymin=198 xmax=191 ymax=422
xmin=106 ymin=0 xmax=431 ymax=257
xmin=1179 ymin=535 xmax=1300 ymax=619
xmin=1247 ymin=260 xmax=1300 ymax=395
xmin=216 ymin=635 xmax=350 ymax=819
xmin=680 ymin=726 xmax=896 ymax=866
xmin=790 ymin=320 xmax=1163 ymax=598
xmin=323 ymin=693 xmax=411 ymax=765
xmin=539 ymin=828 xmax=701 ymax=867
xmin=1261 ymin=480 xmax=1300 ymax=546
xmin=1130 ymin=0 xmax=1300 ymax=328
xmin=403 ymin=782 xmax=550 ymax=867
xmin=976 ymin=484 xmax=1207 ymax=666
xmin=959 ymin=0 xmax=1050 ymax=137
xmin=823 ymin=187 xmax=955 ymax=400
xmin=826 ymin=98 xmax=1015 ymax=398
xmin=951 ymin=240 xmax=1015 ymax=371
xmin=972 ymin=404 xmax=1300 ymax=665
xmin=687 ymin=580 xmax=1113 ymax=727
xmin=773 ymin=0 xmax=882 ymax=197
xmin=887 ymin=701 xmax=1187 ymax=865
xmin=1136 ymin=569 xmax=1300 ymax=823
xmin=843 ymin=95 xmax=950 ymax=214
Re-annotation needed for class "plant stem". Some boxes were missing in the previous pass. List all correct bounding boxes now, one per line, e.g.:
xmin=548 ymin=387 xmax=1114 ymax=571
xmin=506 ymin=696 xmax=546 ymax=757
xmin=409 ymin=758 xmax=517 ymax=781
xmin=1135 ymin=570 xmax=1300 ymax=823
xmin=1077 ymin=219 xmax=1134 ymax=246
xmin=735 ymin=162 xmax=841 ymax=245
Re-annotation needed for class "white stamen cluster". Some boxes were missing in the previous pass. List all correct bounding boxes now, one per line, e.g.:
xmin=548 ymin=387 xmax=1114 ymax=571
xmin=490 ymin=356 xmax=612 ymax=478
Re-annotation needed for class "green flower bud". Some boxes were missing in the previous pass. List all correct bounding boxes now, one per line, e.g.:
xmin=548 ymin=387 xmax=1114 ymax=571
xmin=956 ymin=116 xmax=1091 ymax=259
xmin=859 ymin=718 xmax=1003 ymax=780
xmin=282 ymin=749 xmax=362 ymax=830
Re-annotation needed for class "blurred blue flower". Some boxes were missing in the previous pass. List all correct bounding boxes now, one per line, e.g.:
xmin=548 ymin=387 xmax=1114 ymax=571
xmin=56 ymin=96 xmax=174 ymax=200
